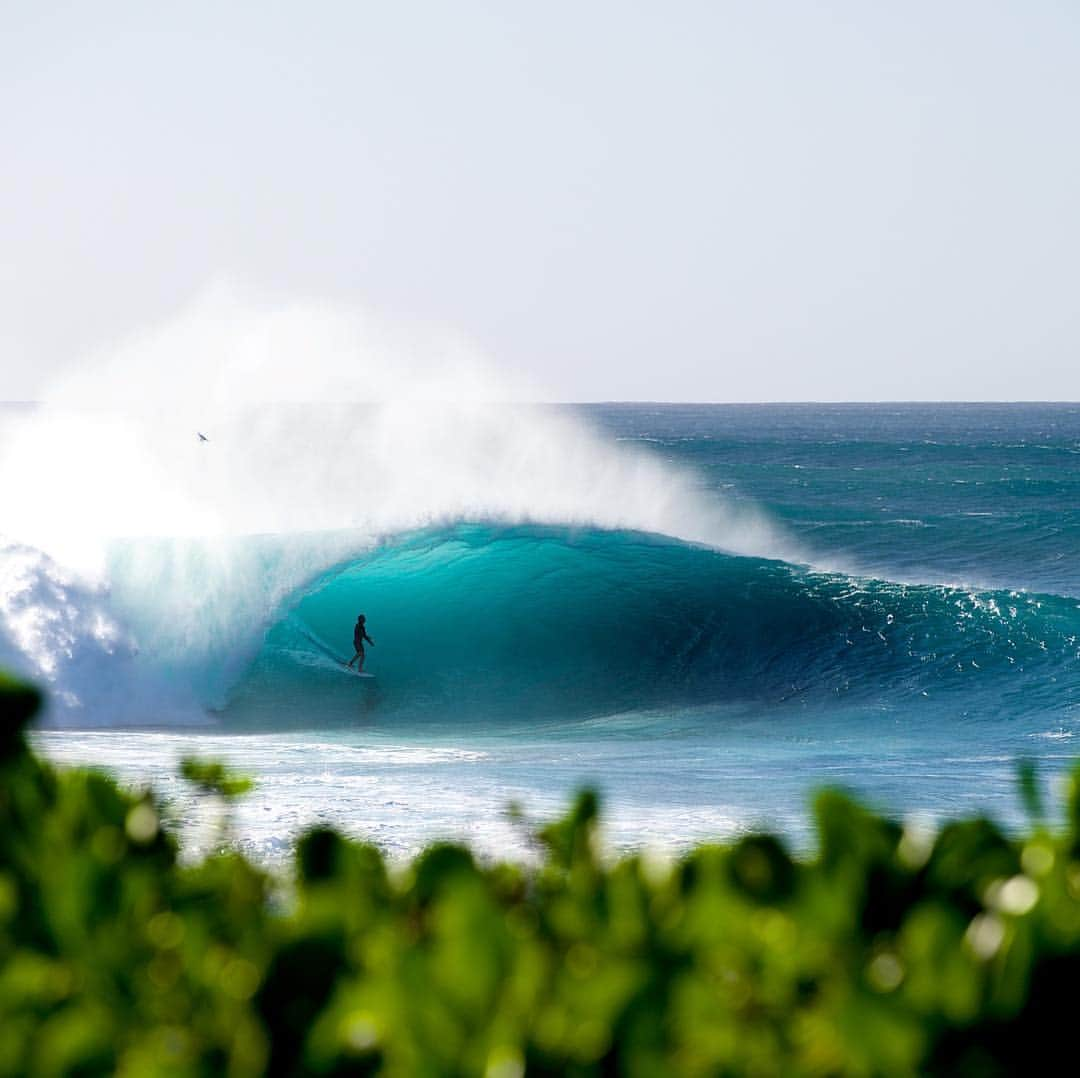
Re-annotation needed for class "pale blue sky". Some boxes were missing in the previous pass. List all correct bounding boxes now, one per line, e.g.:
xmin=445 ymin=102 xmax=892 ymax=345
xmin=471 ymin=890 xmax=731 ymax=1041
xmin=3 ymin=1 xmax=1078 ymax=400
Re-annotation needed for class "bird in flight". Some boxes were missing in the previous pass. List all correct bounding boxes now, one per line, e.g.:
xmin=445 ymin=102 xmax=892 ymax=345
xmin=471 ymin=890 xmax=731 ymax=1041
xmin=197 ymin=432 xmax=209 ymax=443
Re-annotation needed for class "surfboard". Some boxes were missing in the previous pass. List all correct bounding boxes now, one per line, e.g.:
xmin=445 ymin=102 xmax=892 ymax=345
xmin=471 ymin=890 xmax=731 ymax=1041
xmin=341 ymin=665 xmax=375 ymax=679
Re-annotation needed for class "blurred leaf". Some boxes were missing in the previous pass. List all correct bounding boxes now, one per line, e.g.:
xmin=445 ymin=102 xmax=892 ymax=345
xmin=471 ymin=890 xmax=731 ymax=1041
xmin=1017 ymin=759 xmax=1044 ymax=824
xmin=0 ymin=673 xmax=41 ymax=760
xmin=538 ymin=789 xmax=599 ymax=871
xmin=726 ymin=834 xmax=796 ymax=904
xmin=179 ymin=756 xmax=253 ymax=799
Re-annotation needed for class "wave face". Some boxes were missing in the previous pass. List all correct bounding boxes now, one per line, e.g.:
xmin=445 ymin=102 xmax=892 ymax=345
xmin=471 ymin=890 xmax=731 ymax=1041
xmin=224 ymin=523 xmax=1080 ymax=726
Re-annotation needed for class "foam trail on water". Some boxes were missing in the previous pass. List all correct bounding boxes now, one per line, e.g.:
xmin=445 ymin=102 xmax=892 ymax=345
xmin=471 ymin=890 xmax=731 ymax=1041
xmin=0 ymin=286 xmax=792 ymax=720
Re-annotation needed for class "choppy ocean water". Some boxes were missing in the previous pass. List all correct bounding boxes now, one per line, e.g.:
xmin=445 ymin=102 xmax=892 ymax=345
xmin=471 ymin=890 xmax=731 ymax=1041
xmin=4 ymin=402 xmax=1079 ymax=862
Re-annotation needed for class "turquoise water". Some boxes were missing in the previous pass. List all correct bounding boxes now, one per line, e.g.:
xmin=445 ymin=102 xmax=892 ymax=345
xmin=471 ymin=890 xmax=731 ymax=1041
xmin=8 ymin=403 xmax=1080 ymax=859
xmin=235 ymin=521 xmax=1078 ymax=727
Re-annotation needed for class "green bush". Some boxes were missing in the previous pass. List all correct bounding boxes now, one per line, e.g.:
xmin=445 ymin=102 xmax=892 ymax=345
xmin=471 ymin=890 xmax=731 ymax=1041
xmin=2 ymin=674 xmax=1078 ymax=1075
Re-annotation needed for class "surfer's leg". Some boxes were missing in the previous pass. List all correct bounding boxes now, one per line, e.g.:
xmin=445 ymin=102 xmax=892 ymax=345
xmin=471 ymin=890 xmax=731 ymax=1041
xmin=356 ymin=647 xmax=365 ymax=672
xmin=347 ymin=650 xmax=359 ymax=668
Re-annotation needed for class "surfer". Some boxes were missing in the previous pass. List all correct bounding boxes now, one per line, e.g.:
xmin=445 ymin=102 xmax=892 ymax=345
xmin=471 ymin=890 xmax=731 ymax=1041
xmin=346 ymin=614 xmax=374 ymax=671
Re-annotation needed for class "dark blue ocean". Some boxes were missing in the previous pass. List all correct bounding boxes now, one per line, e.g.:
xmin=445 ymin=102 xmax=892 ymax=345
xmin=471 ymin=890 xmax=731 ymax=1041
xmin=6 ymin=403 xmax=1079 ymax=860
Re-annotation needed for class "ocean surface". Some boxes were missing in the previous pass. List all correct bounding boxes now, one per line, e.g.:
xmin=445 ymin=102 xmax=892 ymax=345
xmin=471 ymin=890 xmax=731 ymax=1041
xmin=3 ymin=402 xmax=1079 ymax=862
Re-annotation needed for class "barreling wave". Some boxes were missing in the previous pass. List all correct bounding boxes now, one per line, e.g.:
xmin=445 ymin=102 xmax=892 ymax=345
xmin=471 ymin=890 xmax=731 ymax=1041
xmin=220 ymin=522 xmax=1080 ymax=726
xmin=4 ymin=518 xmax=1078 ymax=727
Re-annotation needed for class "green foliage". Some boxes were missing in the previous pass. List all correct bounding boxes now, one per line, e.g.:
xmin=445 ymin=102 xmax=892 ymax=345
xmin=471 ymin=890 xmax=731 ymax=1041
xmin=4 ymin=674 xmax=1080 ymax=1074
xmin=0 ymin=671 xmax=40 ymax=760
xmin=179 ymin=757 xmax=254 ymax=800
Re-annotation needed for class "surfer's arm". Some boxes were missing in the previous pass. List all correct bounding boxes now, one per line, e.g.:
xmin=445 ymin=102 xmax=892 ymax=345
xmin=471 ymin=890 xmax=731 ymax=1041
xmin=364 ymin=631 xmax=375 ymax=645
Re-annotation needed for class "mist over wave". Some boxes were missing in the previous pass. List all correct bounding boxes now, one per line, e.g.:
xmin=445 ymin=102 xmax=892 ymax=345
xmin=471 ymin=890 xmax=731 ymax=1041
xmin=0 ymin=289 xmax=787 ymax=722
xmin=7 ymin=293 xmax=1073 ymax=731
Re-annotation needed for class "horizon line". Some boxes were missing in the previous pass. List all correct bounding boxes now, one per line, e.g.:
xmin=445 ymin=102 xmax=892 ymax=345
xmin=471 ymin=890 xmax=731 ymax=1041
xmin=3 ymin=399 xmax=1079 ymax=408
